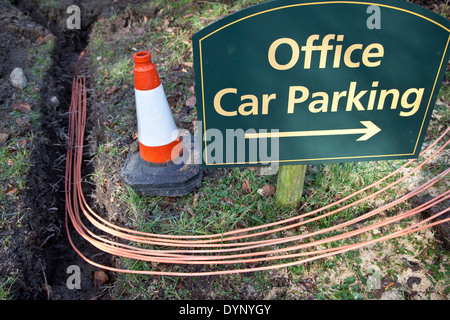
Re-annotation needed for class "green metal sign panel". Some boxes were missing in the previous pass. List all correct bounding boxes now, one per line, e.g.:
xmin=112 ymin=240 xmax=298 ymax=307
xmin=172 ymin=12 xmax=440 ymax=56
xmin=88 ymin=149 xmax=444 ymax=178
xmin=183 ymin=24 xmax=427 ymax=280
xmin=193 ymin=0 xmax=450 ymax=167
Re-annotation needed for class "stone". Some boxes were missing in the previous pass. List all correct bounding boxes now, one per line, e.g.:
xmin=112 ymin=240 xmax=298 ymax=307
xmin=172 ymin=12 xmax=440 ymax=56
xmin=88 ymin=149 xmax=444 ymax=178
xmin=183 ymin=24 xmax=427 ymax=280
xmin=50 ymin=96 xmax=59 ymax=106
xmin=9 ymin=67 xmax=27 ymax=89
xmin=258 ymin=165 xmax=279 ymax=176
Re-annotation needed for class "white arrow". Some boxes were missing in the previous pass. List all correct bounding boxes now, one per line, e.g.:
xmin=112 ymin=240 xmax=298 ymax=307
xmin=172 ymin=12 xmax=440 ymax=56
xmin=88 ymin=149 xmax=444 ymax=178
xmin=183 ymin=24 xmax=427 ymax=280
xmin=245 ymin=121 xmax=381 ymax=141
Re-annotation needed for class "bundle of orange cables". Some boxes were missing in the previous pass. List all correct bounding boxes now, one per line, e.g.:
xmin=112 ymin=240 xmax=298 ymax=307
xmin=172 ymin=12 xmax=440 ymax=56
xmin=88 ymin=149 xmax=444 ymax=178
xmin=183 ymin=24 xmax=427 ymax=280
xmin=65 ymin=75 xmax=449 ymax=276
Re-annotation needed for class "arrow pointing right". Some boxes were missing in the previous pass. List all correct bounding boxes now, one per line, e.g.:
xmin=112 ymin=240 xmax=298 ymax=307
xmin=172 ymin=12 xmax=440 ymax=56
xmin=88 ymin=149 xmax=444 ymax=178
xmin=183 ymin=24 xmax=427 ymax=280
xmin=356 ymin=121 xmax=382 ymax=141
xmin=245 ymin=121 xmax=381 ymax=141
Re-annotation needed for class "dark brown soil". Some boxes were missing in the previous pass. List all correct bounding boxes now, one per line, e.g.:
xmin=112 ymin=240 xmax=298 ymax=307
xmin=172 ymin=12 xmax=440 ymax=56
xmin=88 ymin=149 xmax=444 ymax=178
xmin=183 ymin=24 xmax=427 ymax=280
xmin=0 ymin=0 xmax=147 ymax=300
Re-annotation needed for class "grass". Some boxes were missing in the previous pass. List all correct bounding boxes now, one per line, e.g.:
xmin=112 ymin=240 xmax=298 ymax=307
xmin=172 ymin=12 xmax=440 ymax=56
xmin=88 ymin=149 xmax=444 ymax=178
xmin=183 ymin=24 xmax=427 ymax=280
xmin=84 ymin=0 xmax=450 ymax=300
xmin=117 ymin=167 xmax=290 ymax=238
xmin=0 ymin=273 xmax=19 ymax=300
xmin=0 ymin=2 xmax=56 ymax=299
xmin=0 ymin=136 xmax=33 ymax=226
xmin=0 ymin=35 xmax=54 ymax=227
xmin=40 ymin=0 xmax=58 ymax=10
xmin=101 ymin=154 xmax=448 ymax=300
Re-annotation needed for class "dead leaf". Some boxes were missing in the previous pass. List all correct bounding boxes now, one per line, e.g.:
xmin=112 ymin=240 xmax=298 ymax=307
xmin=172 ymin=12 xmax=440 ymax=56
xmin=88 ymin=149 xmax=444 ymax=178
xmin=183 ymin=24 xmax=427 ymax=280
xmin=257 ymin=184 xmax=275 ymax=197
xmin=41 ymin=283 xmax=52 ymax=299
xmin=242 ymin=179 xmax=251 ymax=194
xmin=235 ymin=220 xmax=245 ymax=229
xmin=12 ymin=102 xmax=32 ymax=113
xmin=230 ymin=220 xmax=248 ymax=237
xmin=421 ymin=246 xmax=429 ymax=259
xmin=7 ymin=159 xmax=15 ymax=166
xmin=192 ymin=193 xmax=199 ymax=208
xmin=93 ymin=270 xmax=109 ymax=288
xmin=4 ymin=184 xmax=18 ymax=195
xmin=172 ymin=64 xmax=184 ymax=71
xmin=189 ymin=86 xmax=195 ymax=94
xmin=405 ymin=259 xmax=421 ymax=271
xmin=407 ymin=277 xmax=421 ymax=289
xmin=106 ymin=84 xmax=118 ymax=95
xmin=0 ymin=133 xmax=9 ymax=144
xmin=186 ymin=96 xmax=196 ymax=107
xmin=385 ymin=282 xmax=396 ymax=290
xmin=186 ymin=206 xmax=194 ymax=217
xmin=16 ymin=117 xmax=31 ymax=130
xmin=220 ymin=198 xmax=234 ymax=205
xmin=300 ymin=280 xmax=315 ymax=291
xmin=163 ymin=19 xmax=170 ymax=28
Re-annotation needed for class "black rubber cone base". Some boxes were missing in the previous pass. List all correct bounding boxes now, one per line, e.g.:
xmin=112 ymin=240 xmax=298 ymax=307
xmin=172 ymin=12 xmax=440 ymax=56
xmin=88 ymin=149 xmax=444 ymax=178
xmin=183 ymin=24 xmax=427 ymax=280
xmin=120 ymin=136 xmax=202 ymax=196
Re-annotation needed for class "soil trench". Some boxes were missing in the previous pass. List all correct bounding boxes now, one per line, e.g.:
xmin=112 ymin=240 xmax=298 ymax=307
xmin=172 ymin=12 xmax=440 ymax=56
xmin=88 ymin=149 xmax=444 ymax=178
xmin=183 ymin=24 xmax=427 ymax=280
xmin=6 ymin=0 xmax=133 ymax=300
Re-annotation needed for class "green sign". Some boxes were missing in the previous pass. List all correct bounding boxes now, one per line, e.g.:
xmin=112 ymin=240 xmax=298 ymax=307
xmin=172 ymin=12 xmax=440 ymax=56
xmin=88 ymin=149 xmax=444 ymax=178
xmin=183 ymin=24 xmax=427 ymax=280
xmin=193 ymin=0 xmax=450 ymax=167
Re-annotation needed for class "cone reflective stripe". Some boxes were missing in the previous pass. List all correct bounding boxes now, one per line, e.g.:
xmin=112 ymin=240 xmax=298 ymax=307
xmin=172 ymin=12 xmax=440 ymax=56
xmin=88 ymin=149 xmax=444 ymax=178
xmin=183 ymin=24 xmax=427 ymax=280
xmin=133 ymin=51 xmax=181 ymax=163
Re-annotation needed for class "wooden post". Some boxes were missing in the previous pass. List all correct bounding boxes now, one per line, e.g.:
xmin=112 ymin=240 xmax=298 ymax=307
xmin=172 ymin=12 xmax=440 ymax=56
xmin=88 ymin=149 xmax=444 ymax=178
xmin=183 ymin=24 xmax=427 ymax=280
xmin=275 ymin=165 xmax=306 ymax=207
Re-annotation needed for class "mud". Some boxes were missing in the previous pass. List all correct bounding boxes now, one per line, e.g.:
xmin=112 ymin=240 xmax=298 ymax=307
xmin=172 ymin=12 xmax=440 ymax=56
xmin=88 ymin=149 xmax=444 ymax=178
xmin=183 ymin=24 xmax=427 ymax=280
xmin=0 ymin=0 xmax=143 ymax=300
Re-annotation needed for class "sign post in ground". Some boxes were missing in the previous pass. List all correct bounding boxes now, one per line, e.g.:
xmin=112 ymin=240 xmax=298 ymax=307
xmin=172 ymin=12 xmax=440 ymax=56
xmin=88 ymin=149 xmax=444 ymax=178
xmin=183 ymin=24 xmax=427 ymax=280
xmin=275 ymin=164 xmax=307 ymax=207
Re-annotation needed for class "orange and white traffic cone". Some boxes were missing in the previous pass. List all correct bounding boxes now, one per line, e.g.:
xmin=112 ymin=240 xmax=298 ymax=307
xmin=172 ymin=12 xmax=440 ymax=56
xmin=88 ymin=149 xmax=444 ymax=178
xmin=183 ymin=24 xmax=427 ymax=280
xmin=121 ymin=51 xmax=202 ymax=196
xmin=133 ymin=51 xmax=181 ymax=163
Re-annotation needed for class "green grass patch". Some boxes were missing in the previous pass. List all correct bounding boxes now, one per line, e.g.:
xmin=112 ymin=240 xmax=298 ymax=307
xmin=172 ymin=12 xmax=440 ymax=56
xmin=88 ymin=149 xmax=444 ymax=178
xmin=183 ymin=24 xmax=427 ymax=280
xmin=0 ymin=27 xmax=55 ymax=227
xmin=0 ymin=136 xmax=33 ymax=227
xmin=0 ymin=273 xmax=19 ymax=300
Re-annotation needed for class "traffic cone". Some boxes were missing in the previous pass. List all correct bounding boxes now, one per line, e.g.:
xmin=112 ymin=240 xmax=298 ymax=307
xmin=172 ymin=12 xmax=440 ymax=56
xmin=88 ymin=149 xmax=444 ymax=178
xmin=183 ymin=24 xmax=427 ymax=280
xmin=133 ymin=51 xmax=181 ymax=163
xmin=121 ymin=51 xmax=202 ymax=196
